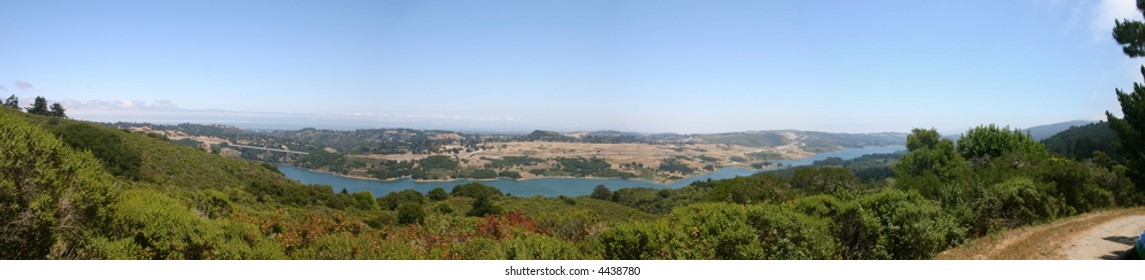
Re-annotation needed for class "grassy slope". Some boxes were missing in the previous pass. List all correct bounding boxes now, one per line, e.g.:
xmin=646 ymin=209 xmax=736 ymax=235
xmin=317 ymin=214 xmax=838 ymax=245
xmin=5 ymin=110 xmax=660 ymax=259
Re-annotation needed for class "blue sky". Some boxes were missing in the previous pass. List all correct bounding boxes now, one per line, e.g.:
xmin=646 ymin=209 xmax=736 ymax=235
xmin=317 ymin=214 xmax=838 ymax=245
xmin=1 ymin=0 xmax=1142 ymax=133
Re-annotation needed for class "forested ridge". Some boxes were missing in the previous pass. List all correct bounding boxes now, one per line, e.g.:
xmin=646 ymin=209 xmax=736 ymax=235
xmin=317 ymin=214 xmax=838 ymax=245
xmin=2 ymin=104 xmax=1141 ymax=259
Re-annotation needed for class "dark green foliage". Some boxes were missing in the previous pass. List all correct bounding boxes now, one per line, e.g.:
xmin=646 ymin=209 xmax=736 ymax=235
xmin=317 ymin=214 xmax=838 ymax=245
xmin=791 ymin=166 xmax=859 ymax=194
xmin=598 ymin=203 xmax=835 ymax=260
xmin=26 ymin=96 xmax=49 ymax=116
xmin=419 ymin=155 xmax=458 ymax=170
xmin=519 ymin=130 xmax=575 ymax=142
xmin=969 ymin=177 xmax=1062 ymax=235
xmin=559 ymin=195 xmax=576 ymax=205
xmin=99 ymin=189 xmax=217 ymax=259
xmin=467 ymin=195 xmax=502 ymax=217
xmin=553 ymin=157 xmax=636 ymax=178
xmin=608 ymin=187 xmax=701 ymax=215
xmin=1038 ymin=160 xmax=1114 ymax=214
xmin=856 ymin=189 xmax=963 ymax=260
xmin=743 ymin=204 xmax=836 ymax=259
xmin=1113 ymin=0 xmax=1145 ymax=57
xmin=46 ymin=122 xmax=143 ymax=180
xmin=1110 ymin=6 xmax=1145 ymax=191
xmin=483 ymin=156 xmax=543 ymax=169
xmin=189 ymin=189 xmax=234 ymax=219
xmin=433 ymin=203 xmax=454 ymax=214
xmin=246 ymin=178 xmax=341 ymax=208
xmin=957 ymin=124 xmax=1048 ymax=160
xmin=792 ymin=195 xmax=885 ymax=260
xmin=661 ymin=203 xmax=762 ymax=259
xmin=1042 ymin=122 xmax=1119 ymax=162
xmin=1108 ymin=68 xmax=1145 ymax=191
xmin=396 ymin=204 xmax=425 ymax=225
xmin=49 ymin=103 xmax=66 ymax=118
xmin=378 ymin=189 xmax=424 ymax=210
xmin=591 ymin=185 xmax=612 ymax=200
xmin=657 ymin=158 xmax=694 ymax=174
xmin=451 ymin=182 xmax=503 ymax=199
xmin=295 ymin=149 xmax=344 ymax=170
xmin=497 ymin=170 xmax=522 ymax=179
xmin=3 ymin=94 xmax=17 ymax=110
xmin=427 ymin=187 xmax=450 ymax=201
xmin=701 ymin=174 xmax=789 ymax=204
xmin=350 ymin=192 xmax=380 ymax=211
xmin=894 ymin=128 xmax=969 ymax=199
xmin=467 ymin=169 xmax=497 ymax=179
xmin=598 ymin=222 xmax=669 ymax=260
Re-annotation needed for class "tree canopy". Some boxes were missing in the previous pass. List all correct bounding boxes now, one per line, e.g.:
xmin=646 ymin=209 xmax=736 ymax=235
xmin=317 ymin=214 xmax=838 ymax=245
xmin=26 ymin=96 xmax=49 ymax=116
xmin=1110 ymin=1 xmax=1145 ymax=191
xmin=3 ymin=95 xmax=17 ymax=110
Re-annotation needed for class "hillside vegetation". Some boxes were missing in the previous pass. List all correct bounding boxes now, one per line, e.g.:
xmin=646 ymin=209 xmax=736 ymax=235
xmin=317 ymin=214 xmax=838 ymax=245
xmin=1 ymin=107 xmax=1140 ymax=259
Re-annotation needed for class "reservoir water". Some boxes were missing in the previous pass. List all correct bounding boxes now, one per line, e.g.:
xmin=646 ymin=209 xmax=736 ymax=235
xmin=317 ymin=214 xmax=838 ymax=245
xmin=278 ymin=145 xmax=905 ymax=198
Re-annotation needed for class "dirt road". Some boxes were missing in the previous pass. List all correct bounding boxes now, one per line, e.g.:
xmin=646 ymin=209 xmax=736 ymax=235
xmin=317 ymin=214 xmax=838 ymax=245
xmin=1064 ymin=215 xmax=1145 ymax=259
xmin=935 ymin=207 xmax=1145 ymax=260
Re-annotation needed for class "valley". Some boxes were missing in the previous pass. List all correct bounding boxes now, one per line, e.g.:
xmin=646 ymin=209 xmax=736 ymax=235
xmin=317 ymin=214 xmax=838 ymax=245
xmin=111 ymin=122 xmax=907 ymax=183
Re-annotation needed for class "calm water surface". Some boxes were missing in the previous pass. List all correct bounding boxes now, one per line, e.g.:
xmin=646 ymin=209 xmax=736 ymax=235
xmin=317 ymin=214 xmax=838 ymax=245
xmin=278 ymin=145 xmax=905 ymax=197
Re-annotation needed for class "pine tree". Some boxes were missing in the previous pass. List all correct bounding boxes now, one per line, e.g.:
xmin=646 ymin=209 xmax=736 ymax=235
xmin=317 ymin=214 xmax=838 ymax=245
xmin=3 ymin=95 xmax=18 ymax=110
xmin=26 ymin=96 xmax=49 ymax=116
xmin=49 ymin=103 xmax=66 ymax=118
xmin=1110 ymin=1 xmax=1145 ymax=190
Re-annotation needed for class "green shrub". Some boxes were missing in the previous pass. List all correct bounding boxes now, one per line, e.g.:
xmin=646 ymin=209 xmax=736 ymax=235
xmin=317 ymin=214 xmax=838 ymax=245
xmin=971 ymin=177 xmax=1063 ymax=235
xmin=451 ymin=182 xmax=503 ymax=198
xmin=378 ymin=189 xmax=424 ymax=210
xmin=857 ymin=189 xmax=964 ymax=259
xmin=46 ymin=121 xmax=143 ymax=180
xmin=428 ymin=187 xmax=450 ymax=201
xmin=397 ymin=203 xmax=425 ymax=225
xmin=0 ymin=111 xmax=119 ymax=259
xmin=744 ymin=204 xmax=836 ymax=260
xmin=502 ymin=234 xmax=583 ymax=259
xmin=598 ymin=222 xmax=669 ymax=260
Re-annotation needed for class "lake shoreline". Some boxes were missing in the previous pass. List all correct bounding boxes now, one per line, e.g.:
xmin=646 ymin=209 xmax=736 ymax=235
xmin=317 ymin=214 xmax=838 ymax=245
xmin=277 ymin=145 xmax=907 ymax=198
xmin=281 ymin=145 xmax=908 ymax=185
xmin=281 ymin=164 xmax=773 ymax=186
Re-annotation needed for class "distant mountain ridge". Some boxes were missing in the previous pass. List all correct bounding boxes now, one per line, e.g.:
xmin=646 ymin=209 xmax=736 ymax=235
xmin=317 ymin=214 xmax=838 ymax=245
xmin=1024 ymin=120 xmax=1098 ymax=141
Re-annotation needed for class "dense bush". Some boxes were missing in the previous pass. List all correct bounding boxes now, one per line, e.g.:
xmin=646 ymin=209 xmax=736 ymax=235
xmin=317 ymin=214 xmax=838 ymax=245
xmin=427 ymin=187 xmax=450 ymax=201
xmin=468 ymin=196 xmax=502 ymax=217
xmin=702 ymin=174 xmax=789 ymax=204
xmin=379 ymin=189 xmax=425 ymax=210
xmin=856 ymin=189 xmax=964 ymax=259
xmin=0 ymin=111 xmax=119 ymax=259
xmin=957 ymin=124 xmax=1048 ymax=160
xmin=970 ymin=177 xmax=1062 ymax=235
xmin=451 ymin=183 xmax=503 ymax=198
xmin=47 ymin=121 xmax=143 ymax=180
xmin=791 ymin=166 xmax=860 ymax=194
xmin=397 ymin=203 xmax=425 ymax=225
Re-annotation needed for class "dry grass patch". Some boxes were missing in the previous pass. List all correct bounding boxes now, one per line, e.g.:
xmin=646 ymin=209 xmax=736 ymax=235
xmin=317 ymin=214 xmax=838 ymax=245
xmin=935 ymin=207 xmax=1145 ymax=260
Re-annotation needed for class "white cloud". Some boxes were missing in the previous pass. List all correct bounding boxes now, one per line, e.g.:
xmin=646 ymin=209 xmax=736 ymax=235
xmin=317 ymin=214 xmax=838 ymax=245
xmin=1092 ymin=0 xmax=1142 ymax=41
xmin=13 ymin=80 xmax=32 ymax=90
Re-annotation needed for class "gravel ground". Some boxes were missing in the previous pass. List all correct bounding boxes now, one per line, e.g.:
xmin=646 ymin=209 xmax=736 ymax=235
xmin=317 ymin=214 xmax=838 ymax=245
xmin=1063 ymin=215 xmax=1145 ymax=260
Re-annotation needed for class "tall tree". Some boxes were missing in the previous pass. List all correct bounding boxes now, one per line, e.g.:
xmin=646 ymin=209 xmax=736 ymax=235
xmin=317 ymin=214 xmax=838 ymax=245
xmin=49 ymin=103 xmax=66 ymax=118
xmin=3 ymin=95 xmax=18 ymax=110
xmin=26 ymin=96 xmax=49 ymax=116
xmin=1110 ymin=1 xmax=1145 ymax=190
